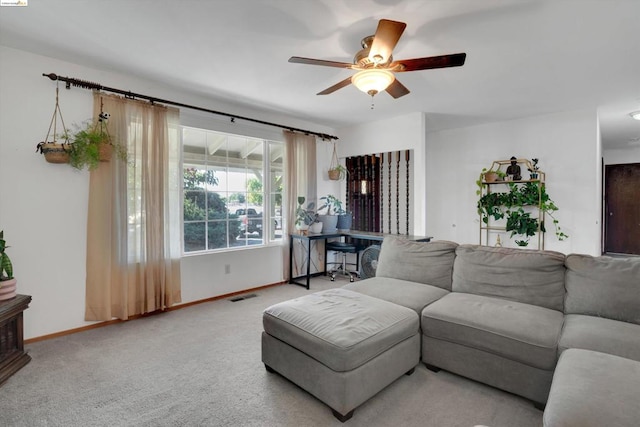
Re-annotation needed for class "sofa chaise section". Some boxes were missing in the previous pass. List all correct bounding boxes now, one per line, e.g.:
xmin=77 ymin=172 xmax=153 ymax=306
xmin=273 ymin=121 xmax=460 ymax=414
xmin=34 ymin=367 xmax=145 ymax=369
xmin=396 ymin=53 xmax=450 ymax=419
xmin=544 ymin=348 xmax=640 ymax=427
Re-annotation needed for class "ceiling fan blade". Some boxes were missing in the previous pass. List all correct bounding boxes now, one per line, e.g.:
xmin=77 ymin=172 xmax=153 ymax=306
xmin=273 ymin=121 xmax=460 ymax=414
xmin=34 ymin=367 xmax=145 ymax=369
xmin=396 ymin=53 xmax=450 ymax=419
xmin=369 ymin=19 xmax=407 ymax=64
xmin=392 ymin=53 xmax=467 ymax=72
xmin=289 ymin=56 xmax=355 ymax=69
xmin=317 ymin=77 xmax=353 ymax=95
xmin=385 ymin=78 xmax=410 ymax=99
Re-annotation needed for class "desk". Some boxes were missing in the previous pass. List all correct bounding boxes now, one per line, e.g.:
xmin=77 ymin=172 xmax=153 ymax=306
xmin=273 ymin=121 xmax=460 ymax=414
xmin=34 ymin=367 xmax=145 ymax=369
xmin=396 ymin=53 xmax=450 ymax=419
xmin=289 ymin=231 xmax=432 ymax=289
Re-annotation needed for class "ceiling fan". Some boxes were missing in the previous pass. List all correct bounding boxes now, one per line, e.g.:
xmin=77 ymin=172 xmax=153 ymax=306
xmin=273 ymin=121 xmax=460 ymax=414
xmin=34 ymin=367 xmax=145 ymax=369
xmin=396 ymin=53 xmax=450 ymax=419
xmin=289 ymin=19 xmax=466 ymax=100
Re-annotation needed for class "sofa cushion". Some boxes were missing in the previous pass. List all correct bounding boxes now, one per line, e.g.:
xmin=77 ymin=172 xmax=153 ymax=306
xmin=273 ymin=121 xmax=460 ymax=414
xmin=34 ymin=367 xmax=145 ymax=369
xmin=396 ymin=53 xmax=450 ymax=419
xmin=565 ymin=253 xmax=640 ymax=325
xmin=375 ymin=237 xmax=458 ymax=290
xmin=452 ymin=244 xmax=566 ymax=311
xmin=422 ymin=292 xmax=564 ymax=370
xmin=558 ymin=314 xmax=640 ymax=362
xmin=263 ymin=288 xmax=419 ymax=372
xmin=342 ymin=276 xmax=449 ymax=314
xmin=544 ymin=349 xmax=640 ymax=427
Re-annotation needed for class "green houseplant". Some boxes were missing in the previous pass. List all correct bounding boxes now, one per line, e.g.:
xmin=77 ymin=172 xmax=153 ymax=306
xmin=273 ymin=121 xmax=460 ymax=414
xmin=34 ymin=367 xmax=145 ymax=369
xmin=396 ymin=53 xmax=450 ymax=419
xmin=317 ymin=195 xmax=342 ymax=233
xmin=68 ymin=119 xmax=128 ymax=171
xmin=0 ymin=230 xmax=17 ymax=300
xmin=477 ymin=180 xmax=568 ymax=246
xmin=295 ymin=196 xmax=318 ymax=232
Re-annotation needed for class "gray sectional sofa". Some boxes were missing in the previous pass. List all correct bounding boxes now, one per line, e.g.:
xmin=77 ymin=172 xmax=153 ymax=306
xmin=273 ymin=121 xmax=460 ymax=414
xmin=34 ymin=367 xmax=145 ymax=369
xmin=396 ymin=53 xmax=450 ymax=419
xmin=263 ymin=236 xmax=640 ymax=424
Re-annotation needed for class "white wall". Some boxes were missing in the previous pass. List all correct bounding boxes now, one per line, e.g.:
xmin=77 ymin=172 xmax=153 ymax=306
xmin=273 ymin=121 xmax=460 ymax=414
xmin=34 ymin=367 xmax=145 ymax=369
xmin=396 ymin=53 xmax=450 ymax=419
xmin=603 ymin=147 xmax=640 ymax=164
xmin=0 ymin=46 xmax=334 ymax=339
xmin=425 ymin=109 xmax=601 ymax=255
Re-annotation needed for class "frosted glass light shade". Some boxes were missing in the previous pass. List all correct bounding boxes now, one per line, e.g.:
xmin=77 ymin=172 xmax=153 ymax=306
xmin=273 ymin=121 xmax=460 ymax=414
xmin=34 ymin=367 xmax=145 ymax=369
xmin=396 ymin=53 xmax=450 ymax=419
xmin=351 ymin=69 xmax=395 ymax=95
xmin=630 ymin=111 xmax=640 ymax=120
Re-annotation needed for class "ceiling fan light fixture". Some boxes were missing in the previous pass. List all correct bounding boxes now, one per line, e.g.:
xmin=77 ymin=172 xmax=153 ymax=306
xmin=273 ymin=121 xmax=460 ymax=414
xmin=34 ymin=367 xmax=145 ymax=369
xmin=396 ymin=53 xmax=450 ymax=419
xmin=630 ymin=111 xmax=640 ymax=120
xmin=352 ymin=69 xmax=395 ymax=96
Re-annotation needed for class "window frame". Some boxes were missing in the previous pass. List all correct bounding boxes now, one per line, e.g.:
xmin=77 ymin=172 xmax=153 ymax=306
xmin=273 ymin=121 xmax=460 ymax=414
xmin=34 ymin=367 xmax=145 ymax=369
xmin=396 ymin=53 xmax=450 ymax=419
xmin=181 ymin=125 xmax=284 ymax=255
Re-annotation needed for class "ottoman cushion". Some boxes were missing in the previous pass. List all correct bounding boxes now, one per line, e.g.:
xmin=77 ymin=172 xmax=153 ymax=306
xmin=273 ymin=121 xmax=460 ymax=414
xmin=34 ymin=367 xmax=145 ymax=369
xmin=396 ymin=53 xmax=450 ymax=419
xmin=263 ymin=288 xmax=419 ymax=372
xmin=544 ymin=348 xmax=640 ymax=427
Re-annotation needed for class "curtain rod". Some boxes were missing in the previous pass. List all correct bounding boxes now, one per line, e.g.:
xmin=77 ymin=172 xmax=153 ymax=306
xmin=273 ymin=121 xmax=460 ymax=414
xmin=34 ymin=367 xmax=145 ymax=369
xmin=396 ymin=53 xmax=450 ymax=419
xmin=42 ymin=73 xmax=338 ymax=141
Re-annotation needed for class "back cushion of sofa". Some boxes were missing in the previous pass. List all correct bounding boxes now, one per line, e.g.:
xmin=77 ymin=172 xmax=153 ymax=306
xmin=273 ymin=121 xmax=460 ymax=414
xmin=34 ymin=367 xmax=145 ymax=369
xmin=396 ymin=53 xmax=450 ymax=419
xmin=565 ymin=254 xmax=640 ymax=325
xmin=452 ymin=244 xmax=566 ymax=311
xmin=375 ymin=237 xmax=458 ymax=290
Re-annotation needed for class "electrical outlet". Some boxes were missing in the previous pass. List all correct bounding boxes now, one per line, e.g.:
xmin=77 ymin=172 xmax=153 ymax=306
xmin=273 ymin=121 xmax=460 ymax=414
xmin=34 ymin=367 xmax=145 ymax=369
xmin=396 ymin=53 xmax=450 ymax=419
xmin=224 ymin=264 xmax=231 ymax=274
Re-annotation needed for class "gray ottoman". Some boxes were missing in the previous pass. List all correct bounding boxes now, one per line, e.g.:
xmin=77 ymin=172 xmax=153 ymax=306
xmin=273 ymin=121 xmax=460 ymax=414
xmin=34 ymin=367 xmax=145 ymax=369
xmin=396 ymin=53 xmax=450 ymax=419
xmin=262 ymin=288 xmax=420 ymax=422
xmin=544 ymin=348 xmax=640 ymax=427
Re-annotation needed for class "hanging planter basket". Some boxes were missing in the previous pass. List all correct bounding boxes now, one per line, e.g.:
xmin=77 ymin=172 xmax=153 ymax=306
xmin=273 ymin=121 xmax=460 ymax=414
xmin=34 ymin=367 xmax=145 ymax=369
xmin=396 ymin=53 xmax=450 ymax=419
xmin=328 ymin=169 xmax=341 ymax=180
xmin=327 ymin=142 xmax=346 ymax=181
xmin=98 ymin=143 xmax=113 ymax=162
xmin=36 ymin=85 xmax=72 ymax=164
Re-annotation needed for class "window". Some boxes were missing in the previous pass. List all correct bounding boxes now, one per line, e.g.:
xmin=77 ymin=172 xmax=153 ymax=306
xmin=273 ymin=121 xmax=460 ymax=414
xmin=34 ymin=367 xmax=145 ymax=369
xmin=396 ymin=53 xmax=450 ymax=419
xmin=182 ymin=127 xmax=283 ymax=253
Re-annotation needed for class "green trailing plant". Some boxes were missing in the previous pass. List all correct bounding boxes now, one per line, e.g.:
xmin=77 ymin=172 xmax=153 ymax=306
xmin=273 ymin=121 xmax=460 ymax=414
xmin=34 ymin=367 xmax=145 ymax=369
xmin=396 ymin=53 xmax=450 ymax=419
xmin=295 ymin=196 xmax=317 ymax=226
xmin=476 ymin=168 xmax=506 ymax=189
xmin=477 ymin=179 xmax=568 ymax=245
xmin=0 ymin=230 xmax=14 ymax=283
xmin=68 ymin=120 xmax=128 ymax=171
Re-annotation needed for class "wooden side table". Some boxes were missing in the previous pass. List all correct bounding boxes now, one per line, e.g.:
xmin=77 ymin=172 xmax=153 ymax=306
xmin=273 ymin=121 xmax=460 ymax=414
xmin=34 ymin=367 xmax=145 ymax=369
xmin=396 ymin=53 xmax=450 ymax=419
xmin=0 ymin=294 xmax=32 ymax=386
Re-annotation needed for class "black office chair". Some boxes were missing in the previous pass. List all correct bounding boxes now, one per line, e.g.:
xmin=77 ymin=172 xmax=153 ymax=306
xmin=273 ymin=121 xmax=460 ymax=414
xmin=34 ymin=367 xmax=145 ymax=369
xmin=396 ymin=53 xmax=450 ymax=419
xmin=324 ymin=240 xmax=361 ymax=282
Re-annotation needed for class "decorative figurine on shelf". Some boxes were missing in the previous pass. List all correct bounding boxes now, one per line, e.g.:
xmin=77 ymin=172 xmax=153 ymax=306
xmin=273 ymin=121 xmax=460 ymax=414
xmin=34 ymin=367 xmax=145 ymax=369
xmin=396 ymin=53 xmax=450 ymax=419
xmin=506 ymin=156 xmax=522 ymax=181
xmin=495 ymin=235 xmax=503 ymax=247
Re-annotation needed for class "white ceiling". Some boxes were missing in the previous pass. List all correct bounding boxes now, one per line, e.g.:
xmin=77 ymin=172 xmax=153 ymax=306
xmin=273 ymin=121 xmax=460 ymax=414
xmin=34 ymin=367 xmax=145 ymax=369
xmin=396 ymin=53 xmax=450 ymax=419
xmin=1 ymin=0 xmax=639 ymax=148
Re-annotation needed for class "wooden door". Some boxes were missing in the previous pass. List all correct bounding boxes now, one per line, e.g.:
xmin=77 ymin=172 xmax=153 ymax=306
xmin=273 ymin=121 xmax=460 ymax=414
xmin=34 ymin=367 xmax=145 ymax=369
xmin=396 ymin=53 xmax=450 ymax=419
xmin=605 ymin=163 xmax=640 ymax=255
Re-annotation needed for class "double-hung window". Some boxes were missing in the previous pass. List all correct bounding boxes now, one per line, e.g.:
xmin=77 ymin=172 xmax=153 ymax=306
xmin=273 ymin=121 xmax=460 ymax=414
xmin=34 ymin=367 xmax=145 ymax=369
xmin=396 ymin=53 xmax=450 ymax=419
xmin=182 ymin=126 xmax=283 ymax=253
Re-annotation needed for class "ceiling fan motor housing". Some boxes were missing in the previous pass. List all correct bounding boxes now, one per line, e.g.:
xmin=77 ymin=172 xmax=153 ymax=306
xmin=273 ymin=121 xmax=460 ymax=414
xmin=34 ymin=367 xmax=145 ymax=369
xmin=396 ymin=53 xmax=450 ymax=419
xmin=354 ymin=36 xmax=393 ymax=68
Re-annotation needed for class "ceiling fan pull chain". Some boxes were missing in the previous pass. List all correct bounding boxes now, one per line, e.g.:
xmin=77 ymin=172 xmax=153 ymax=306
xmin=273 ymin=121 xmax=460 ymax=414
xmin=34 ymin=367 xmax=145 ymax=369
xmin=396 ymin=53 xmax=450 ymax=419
xmin=370 ymin=94 xmax=375 ymax=110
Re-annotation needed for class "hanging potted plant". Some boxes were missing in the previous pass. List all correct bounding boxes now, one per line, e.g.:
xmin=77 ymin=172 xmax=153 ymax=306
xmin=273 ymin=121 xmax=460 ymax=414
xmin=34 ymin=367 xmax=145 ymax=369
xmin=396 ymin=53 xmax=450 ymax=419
xmin=0 ymin=230 xmax=16 ymax=301
xmin=36 ymin=85 xmax=72 ymax=164
xmin=327 ymin=143 xmax=347 ymax=181
xmin=68 ymin=114 xmax=128 ymax=171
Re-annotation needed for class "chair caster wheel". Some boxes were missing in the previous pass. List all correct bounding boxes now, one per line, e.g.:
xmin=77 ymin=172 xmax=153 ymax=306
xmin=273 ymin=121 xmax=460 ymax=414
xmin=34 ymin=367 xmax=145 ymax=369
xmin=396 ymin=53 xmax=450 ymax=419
xmin=349 ymin=276 xmax=355 ymax=282
xmin=330 ymin=276 xmax=335 ymax=282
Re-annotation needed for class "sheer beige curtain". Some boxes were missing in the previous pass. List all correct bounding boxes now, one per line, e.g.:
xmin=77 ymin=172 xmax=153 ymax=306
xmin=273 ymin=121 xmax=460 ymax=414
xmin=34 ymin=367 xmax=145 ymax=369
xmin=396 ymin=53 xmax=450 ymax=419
xmin=85 ymin=92 xmax=182 ymax=321
xmin=283 ymin=130 xmax=317 ymax=280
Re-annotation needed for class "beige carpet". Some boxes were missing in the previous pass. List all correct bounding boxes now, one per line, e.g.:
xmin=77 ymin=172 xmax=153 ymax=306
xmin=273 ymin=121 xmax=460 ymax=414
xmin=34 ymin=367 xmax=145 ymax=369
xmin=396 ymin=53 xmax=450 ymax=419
xmin=0 ymin=276 xmax=542 ymax=426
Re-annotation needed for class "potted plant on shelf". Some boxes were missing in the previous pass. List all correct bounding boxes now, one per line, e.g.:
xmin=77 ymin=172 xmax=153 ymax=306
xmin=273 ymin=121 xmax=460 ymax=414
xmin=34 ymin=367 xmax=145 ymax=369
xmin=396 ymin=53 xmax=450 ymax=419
xmin=0 ymin=230 xmax=17 ymax=301
xmin=478 ymin=168 xmax=506 ymax=184
xmin=528 ymin=158 xmax=540 ymax=180
xmin=68 ymin=115 xmax=128 ymax=171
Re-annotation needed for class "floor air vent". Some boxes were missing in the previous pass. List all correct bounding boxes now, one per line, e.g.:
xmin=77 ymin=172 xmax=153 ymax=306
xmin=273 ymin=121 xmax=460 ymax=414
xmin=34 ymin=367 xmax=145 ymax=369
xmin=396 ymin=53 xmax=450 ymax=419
xmin=229 ymin=293 xmax=258 ymax=302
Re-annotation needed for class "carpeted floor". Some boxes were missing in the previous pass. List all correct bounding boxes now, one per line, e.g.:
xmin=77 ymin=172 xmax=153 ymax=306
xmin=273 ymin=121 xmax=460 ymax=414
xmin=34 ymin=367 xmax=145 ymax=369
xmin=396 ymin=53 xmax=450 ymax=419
xmin=0 ymin=276 xmax=543 ymax=427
